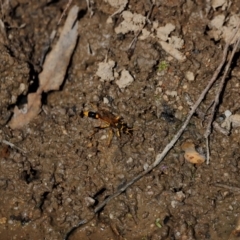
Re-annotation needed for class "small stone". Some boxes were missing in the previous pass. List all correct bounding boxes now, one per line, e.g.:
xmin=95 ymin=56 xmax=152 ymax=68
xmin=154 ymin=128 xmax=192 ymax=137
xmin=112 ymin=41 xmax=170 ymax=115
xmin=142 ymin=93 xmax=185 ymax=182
xmin=96 ymin=59 xmax=115 ymax=82
xmin=185 ymin=71 xmax=195 ymax=81
xmin=116 ymin=69 xmax=134 ymax=89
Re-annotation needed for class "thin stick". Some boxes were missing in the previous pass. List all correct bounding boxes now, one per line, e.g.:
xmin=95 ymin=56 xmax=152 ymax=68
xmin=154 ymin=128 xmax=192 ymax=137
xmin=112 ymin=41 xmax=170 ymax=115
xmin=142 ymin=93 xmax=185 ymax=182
xmin=213 ymin=183 xmax=240 ymax=192
xmin=64 ymin=39 xmax=232 ymax=240
xmin=57 ymin=0 xmax=72 ymax=25
xmin=184 ymin=93 xmax=229 ymax=135
xmin=1 ymin=139 xmax=26 ymax=153
xmin=85 ymin=0 xmax=94 ymax=17
xmin=204 ymin=37 xmax=240 ymax=139
xmin=128 ymin=2 xmax=154 ymax=51
xmin=206 ymin=137 xmax=210 ymax=164
xmin=204 ymin=27 xmax=240 ymax=163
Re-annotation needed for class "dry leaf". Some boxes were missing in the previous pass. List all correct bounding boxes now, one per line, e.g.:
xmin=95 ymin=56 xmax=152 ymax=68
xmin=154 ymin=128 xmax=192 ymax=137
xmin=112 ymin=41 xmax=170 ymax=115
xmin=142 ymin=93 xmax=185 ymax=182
xmin=8 ymin=5 xmax=79 ymax=129
xmin=181 ymin=141 xmax=205 ymax=164
xmin=8 ymin=92 xmax=42 ymax=129
xmin=39 ymin=5 xmax=79 ymax=92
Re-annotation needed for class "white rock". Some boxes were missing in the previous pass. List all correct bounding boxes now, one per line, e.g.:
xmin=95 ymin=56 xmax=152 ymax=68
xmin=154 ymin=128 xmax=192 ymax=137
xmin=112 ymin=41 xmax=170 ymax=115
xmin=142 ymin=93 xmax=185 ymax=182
xmin=116 ymin=69 xmax=134 ymax=89
xmin=104 ymin=0 xmax=128 ymax=8
xmin=19 ymin=83 xmax=26 ymax=93
xmin=100 ymin=135 xmax=107 ymax=140
xmin=168 ymin=36 xmax=184 ymax=49
xmin=185 ymin=71 xmax=195 ymax=81
xmin=165 ymin=90 xmax=177 ymax=97
xmin=103 ymin=97 xmax=109 ymax=104
xmin=152 ymin=21 xmax=159 ymax=30
xmin=106 ymin=17 xmax=113 ymax=24
xmin=115 ymin=11 xmax=146 ymax=34
xmin=222 ymin=15 xmax=240 ymax=43
xmin=96 ymin=59 xmax=115 ymax=82
xmin=156 ymin=23 xmax=175 ymax=41
xmin=208 ymin=14 xmax=225 ymax=29
xmin=224 ymin=110 xmax=232 ymax=118
xmin=143 ymin=163 xmax=149 ymax=170
xmin=139 ymin=28 xmax=150 ymax=40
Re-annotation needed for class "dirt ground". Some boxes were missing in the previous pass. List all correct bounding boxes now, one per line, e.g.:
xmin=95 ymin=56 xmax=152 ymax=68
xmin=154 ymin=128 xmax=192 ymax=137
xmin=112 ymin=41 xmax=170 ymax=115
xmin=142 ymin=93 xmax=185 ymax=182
xmin=1 ymin=0 xmax=240 ymax=239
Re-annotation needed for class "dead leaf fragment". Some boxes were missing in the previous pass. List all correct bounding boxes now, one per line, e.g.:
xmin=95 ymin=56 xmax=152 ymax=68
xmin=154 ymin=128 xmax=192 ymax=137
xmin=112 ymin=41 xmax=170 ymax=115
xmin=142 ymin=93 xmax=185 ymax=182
xmin=39 ymin=5 xmax=79 ymax=92
xmin=8 ymin=5 xmax=79 ymax=129
xmin=181 ymin=141 xmax=205 ymax=164
xmin=8 ymin=92 xmax=42 ymax=129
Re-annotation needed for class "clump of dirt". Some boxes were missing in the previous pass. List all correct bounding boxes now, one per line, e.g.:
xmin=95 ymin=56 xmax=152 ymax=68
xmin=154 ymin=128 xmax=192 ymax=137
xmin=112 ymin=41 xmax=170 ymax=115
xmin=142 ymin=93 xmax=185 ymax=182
xmin=0 ymin=0 xmax=240 ymax=240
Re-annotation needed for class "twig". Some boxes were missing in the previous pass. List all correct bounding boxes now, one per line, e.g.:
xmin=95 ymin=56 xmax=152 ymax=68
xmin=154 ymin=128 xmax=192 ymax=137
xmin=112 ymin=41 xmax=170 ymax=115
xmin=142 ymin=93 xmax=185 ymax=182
xmin=204 ymin=25 xmax=240 ymax=164
xmin=205 ymin=136 xmax=210 ymax=165
xmin=184 ymin=93 xmax=229 ymax=135
xmin=212 ymin=122 xmax=229 ymax=135
xmin=57 ymin=0 xmax=72 ymax=25
xmin=85 ymin=0 xmax=94 ymax=17
xmin=213 ymin=183 xmax=240 ymax=192
xmin=1 ymin=139 xmax=26 ymax=153
xmin=128 ymin=2 xmax=154 ymax=52
xmin=64 ymin=36 xmax=234 ymax=240
xmin=204 ymin=37 xmax=240 ymax=138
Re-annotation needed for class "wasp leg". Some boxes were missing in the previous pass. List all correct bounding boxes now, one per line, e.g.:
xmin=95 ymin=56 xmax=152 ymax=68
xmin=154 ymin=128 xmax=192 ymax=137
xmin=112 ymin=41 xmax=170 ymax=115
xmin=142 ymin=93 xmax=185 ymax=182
xmin=96 ymin=124 xmax=113 ymax=147
xmin=115 ymin=116 xmax=121 ymax=120
xmin=116 ymin=129 xmax=121 ymax=137
xmin=125 ymin=127 xmax=134 ymax=135
xmin=94 ymin=123 xmax=113 ymax=146
xmin=107 ymin=128 xmax=113 ymax=147
xmin=96 ymin=123 xmax=110 ymax=129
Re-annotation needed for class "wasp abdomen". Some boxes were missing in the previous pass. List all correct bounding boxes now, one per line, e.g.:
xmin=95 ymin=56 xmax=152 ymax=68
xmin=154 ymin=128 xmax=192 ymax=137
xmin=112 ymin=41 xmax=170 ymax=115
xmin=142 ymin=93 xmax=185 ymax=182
xmin=83 ymin=111 xmax=100 ymax=119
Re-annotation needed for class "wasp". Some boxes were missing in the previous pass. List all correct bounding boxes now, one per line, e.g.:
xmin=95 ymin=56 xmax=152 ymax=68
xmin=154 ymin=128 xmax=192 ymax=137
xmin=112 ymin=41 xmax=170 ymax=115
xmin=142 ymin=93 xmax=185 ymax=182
xmin=81 ymin=109 xmax=133 ymax=146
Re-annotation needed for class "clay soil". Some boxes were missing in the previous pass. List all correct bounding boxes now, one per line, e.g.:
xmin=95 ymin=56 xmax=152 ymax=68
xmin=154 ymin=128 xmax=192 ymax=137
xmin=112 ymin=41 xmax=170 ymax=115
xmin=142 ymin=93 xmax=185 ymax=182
xmin=1 ymin=0 xmax=240 ymax=240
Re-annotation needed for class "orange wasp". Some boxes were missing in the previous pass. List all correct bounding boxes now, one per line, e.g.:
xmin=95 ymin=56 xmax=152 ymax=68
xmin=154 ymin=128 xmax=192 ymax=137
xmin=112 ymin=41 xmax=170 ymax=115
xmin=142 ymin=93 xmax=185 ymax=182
xmin=81 ymin=109 xmax=133 ymax=146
